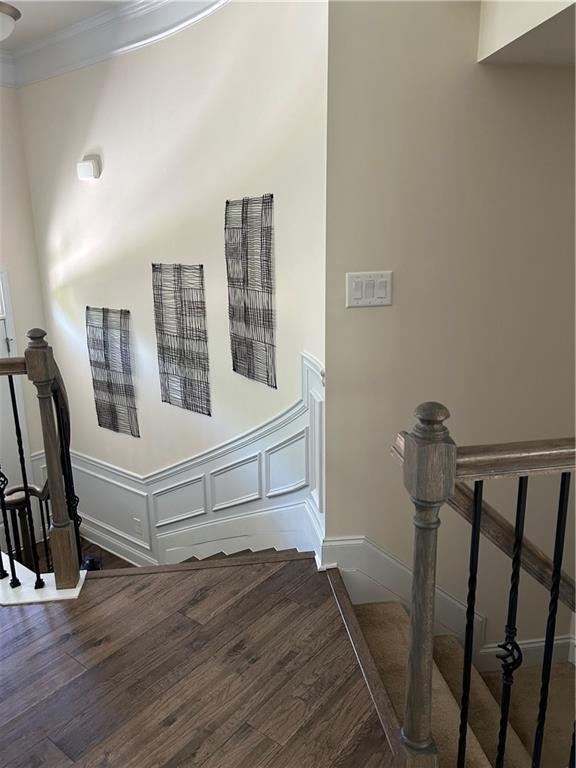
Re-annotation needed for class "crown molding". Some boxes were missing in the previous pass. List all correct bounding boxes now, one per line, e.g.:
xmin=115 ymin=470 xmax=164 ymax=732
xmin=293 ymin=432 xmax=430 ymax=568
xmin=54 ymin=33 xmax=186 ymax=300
xmin=0 ymin=0 xmax=227 ymax=88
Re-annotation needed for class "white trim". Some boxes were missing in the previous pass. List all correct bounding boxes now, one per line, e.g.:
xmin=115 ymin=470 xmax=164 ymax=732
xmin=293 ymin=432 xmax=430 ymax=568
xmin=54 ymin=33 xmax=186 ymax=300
xmin=0 ymin=0 xmax=229 ymax=88
xmin=321 ymin=535 xmax=487 ymax=652
xmin=264 ymin=428 xmax=309 ymax=498
xmin=0 ymin=554 xmax=86 ymax=605
xmin=30 ymin=352 xmax=325 ymax=566
xmin=81 ymin=512 xmax=152 ymax=552
xmin=476 ymin=635 xmax=576 ymax=672
xmin=80 ymin=519 xmax=159 ymax=567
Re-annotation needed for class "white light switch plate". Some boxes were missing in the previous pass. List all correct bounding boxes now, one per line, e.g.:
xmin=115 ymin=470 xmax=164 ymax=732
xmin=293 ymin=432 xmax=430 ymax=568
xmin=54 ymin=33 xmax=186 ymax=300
xmin=346 ymin=271 xmax=393 ymax=307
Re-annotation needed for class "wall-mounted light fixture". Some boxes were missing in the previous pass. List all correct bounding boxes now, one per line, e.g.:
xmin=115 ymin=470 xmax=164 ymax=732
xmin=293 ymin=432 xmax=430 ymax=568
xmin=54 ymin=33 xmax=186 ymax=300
xmin=77 ymin=155 xmax=102 ymax=181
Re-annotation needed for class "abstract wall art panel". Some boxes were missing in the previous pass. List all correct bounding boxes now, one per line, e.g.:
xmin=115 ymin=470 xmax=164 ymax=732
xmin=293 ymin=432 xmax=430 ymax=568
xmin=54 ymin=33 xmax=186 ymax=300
xmin=225 ymin=193 xmax=277 ymax=389
xmin=85 ymin=306 xmax=140 ymax=437
xmin=152 ymin=263 xmax=211 ymax=416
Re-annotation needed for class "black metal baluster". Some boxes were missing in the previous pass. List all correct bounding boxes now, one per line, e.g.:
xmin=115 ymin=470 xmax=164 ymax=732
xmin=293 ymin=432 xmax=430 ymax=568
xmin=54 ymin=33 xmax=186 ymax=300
xmin=0 ymin=468 xmax=20 ymax=587
xmin=457 ymin=479 xmax=484 ymax=768
xmin=7 ymin=375 xmax=44 ymax=589
xmin=532 ymin=472 xmax=571 ymax=768
xmin=54 ymin=388 xmax=83 ymax=566
xmin=495 ymin=476 xmax=528 ymax=767
xmin=9 ymin=508 xmax=22 ymax=562
xmin=569 ymin=724 xmax=575 ymax=768
xmin=0 ymin=541 xmax=7 ymax=579
xmin=38 ymin=499 xmax=51 ymax=572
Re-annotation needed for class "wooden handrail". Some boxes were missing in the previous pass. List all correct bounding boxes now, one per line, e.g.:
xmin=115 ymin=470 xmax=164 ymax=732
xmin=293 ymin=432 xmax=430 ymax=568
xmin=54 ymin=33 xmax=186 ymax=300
xmin=392 ymin=432 xmax=575 ymax=611
xmin=456 ymin=438 xmax=576 ymax=481
xmin=0 ymin=357 xmax=27 ymax=376
xmin=450 ymin=483 xmax=575 ymax=611
xmin=393 ymin=433 xmax=576 ymax=481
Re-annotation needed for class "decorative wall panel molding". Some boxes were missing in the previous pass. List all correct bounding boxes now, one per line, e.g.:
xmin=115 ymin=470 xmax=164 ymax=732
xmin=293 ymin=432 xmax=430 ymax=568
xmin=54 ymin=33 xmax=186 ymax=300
xmin=31 ymin=352 xmax=325 ymax=566
xmin=152 ymin=263 xmax=211 ymax=415
xmin=225 ymin=194 xmax=276 ymax=388
xmin=86 ymin=306 xmax=140 ymax=437
xmin=0 ymin=0 xmax=228 ymax=88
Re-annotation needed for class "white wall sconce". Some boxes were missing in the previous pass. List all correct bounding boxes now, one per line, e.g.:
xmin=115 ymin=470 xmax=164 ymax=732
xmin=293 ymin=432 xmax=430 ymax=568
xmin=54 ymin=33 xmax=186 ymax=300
xmin=77 ymin=155 xmax=102 ymax=181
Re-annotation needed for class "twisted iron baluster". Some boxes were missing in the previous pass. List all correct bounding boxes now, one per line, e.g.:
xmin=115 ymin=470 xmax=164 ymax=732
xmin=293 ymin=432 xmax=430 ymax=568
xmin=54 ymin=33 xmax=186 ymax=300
xmin=0 ymin=467 xmax=20 ymax=587
xmin=38 ymin=499 xmax=52 ymax=572
xmin=7 ymin=375 xmax=44 ymax=588
xmin=532 ymin=472 xmax=571 ymax=768
xmin=457 ymin=479 xmax=484 ymax=768
xmin=0 ymin=536 xmax=7 ymax=579
xmin=495 ymin=475 xmax=528 ymax=768
xmin=53 ymin=384 xmax=83 ymax=565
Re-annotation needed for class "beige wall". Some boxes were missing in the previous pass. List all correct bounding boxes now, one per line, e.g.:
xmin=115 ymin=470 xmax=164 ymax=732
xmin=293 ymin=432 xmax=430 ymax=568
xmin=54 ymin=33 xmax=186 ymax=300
xmin=0 ymin=86 xmax=45 ymax=452
xmin=478 ymin=0 xmax=573 ymax=60
xmin=16 ymin=1 xmax=327 ymax=475
xmin=326 ymin=1 xmax=574 ymax=642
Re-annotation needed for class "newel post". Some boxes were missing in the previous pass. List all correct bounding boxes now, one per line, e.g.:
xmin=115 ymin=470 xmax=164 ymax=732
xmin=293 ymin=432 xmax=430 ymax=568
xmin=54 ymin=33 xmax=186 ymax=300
xmin=25 ymin=329 xmax=80 ymax=589
xmin=401 ymin=402 xmax=457 ymax=757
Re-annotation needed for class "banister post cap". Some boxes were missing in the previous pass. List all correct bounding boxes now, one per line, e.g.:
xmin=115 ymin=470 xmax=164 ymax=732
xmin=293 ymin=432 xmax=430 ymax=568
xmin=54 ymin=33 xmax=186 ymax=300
xmin=413 ymin=402 xmax=451 ymax=443
xmin=27 ymin=328 xmax=48 ymax=348
xmin=414 ymin=401 xmax=450 ymax=424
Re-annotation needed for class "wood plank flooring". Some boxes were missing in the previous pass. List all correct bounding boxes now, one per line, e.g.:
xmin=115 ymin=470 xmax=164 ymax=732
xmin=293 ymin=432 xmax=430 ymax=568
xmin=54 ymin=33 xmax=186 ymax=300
xmin=0 ymin=557 xmax=393 ymax=767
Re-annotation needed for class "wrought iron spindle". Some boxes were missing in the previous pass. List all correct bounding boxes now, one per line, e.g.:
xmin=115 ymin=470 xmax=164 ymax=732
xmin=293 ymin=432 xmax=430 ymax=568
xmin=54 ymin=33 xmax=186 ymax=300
xmin=457 ymin=479 xmax=484 ymax=768
xmin=531 ymin=472 xmax=571 ymax=767
xmin=7 ymin=375 xmax=44 ymax=589
xmin=0 ymin=468 xmax=20 ymax=587
xmin=9 ymin=508 xmax=21 ymax=562
xmin=569 ymin=724 xmax=575 ymax=768
xmin=495 ymin=475 xmax=528 ymax=767
xmin=0 ymin=547 xmax=7 ymax=579
xmin=38 ymin=499 xmax=52 ymax=572
xmin=53 ymin=385 xmax=82 ymax=565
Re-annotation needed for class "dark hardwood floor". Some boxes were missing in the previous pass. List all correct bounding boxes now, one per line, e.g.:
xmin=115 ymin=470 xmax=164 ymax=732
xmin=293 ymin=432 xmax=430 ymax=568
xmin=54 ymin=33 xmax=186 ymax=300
xmin=0 ymin=557 xmax=393 ymax=767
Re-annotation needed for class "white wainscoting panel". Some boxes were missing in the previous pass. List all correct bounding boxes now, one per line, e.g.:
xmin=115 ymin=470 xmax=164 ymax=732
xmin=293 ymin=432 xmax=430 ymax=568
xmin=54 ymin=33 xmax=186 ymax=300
xmin=153 ymin=474 xmax=206 ymax=529
xmin=210 ymin=454 xmax=262 ymax=512
xmin=31 ymin=353 xmax=325 ymax=567
xmin=265 ymin=429 xmax=308 ymax=498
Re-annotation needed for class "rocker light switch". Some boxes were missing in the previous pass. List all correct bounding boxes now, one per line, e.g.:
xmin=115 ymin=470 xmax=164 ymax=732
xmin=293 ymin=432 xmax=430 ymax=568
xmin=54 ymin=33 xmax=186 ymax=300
xmin=346 ymin=271 xmax=393 ymax=307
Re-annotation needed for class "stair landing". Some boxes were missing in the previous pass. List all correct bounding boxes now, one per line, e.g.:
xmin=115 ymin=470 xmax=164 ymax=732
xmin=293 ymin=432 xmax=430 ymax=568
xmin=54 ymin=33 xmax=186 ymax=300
xmin=0 ymin=556 xmax=393 ymax=768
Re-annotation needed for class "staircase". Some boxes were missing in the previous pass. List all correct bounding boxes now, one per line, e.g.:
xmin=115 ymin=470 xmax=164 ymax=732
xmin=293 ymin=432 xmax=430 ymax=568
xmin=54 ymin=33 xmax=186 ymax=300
xmin=355 ymin=601 xmax=574 ymax=768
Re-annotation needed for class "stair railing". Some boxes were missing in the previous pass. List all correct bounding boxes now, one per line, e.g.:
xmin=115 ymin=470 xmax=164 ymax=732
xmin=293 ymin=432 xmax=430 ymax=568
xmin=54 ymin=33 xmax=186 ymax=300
xmin=0 ymin=328 xmax=80 ymax=590
xmin=393 ymin=403 xmax=575 ymax=768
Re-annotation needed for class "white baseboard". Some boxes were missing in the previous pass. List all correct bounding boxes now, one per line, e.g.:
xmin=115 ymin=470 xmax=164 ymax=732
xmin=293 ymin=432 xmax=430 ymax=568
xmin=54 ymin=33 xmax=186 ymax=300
xmin=321 ymin=535 xmax=486 ymax=651
xmin=31 ymin=352 xmax=325 ymax=567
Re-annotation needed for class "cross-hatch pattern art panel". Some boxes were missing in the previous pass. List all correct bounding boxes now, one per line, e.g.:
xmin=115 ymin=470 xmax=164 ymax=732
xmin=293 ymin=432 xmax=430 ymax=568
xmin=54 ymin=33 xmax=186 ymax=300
xmin=152 ymin=263 xmax=211 ymax=416
xmin=85 ymin=307 xmax=140 ymax=437
xmin=225 ymin=193 xmax=277 ymax=389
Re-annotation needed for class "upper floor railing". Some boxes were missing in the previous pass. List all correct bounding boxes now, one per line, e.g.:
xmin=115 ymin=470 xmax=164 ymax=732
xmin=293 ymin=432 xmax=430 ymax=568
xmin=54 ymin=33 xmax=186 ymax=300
xmin=0 ymin=328 xmax=81 ymax=591
xmin=392 ymin=403 xmax=574 ymax=768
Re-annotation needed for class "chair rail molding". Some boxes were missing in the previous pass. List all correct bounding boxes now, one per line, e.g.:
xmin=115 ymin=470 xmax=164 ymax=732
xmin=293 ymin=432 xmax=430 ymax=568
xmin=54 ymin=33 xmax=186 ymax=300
xmin=0 ymin=0 xmax=228 ymax=87
xmin=30 ymin=352 xmax=325 ymax=567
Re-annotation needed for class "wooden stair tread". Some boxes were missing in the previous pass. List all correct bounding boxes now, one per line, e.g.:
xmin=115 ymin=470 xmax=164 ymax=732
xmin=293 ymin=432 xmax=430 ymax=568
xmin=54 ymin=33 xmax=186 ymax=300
xmin=482 ymin=662 xmax=575 ymax=768
xmin=184 ymin=548 xmax=299 ymax=564
xmin=354 ymin=601 xmax=492 ymax=767
xmin=433 ymin=635 xmax=531 ymax=768
xmin=87 ymin=550 xmax=315 ymax=579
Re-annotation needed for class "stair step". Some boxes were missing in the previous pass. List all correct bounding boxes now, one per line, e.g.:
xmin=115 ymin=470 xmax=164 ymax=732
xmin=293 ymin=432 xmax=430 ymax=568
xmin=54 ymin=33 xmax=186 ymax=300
xmin=482 ymin=662 xmax=575 ymax=768
xmin=184 ymin=547 xmax=299 ymax=563
xmin=354 ymin=602 xmax=492 ymax=767
xmin=434 ymin=635 xmax=531 ymax=768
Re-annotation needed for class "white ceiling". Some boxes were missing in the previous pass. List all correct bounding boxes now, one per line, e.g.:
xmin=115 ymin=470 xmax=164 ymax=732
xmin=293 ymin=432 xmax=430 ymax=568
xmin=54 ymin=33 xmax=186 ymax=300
xmin=0 ymin=1 xmax=129 ymax=52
